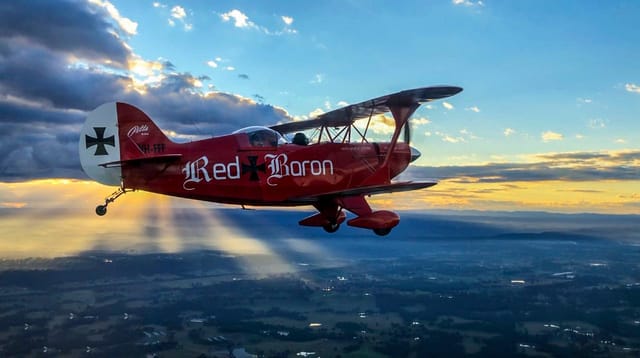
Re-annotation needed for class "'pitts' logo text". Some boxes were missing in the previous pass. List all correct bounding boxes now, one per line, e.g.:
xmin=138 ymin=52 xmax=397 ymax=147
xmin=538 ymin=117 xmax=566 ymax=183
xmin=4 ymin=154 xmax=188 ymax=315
xmin=127 ymin=124 xmax=149 ymax=137
xmin=181 ymin=154 xmax=334 ymax=190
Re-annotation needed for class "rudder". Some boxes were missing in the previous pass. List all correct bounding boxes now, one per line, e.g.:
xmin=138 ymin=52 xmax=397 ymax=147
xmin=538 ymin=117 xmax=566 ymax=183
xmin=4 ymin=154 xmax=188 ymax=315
xmin=114 ymin=102 xmax=172 ymax=162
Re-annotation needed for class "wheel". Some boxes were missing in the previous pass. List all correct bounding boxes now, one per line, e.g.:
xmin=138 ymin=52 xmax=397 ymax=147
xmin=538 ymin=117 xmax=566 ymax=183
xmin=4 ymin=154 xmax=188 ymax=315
xmin=323 ymin=222 xmax=340 ymax=233
xmin=95 ymin=205 xmax=107 ymax=216
xmin=373 ymin=228 xmax=391 ymax=236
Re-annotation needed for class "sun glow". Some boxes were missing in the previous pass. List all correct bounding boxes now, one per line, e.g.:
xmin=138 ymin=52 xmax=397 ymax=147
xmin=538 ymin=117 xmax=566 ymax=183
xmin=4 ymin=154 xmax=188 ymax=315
xmin=369 ymin=179 xmax=640 ymax=214
xmin=0 ymin=180 xmax=322 ymax=275
xmin=1 ymin=177 xmax=638 ymax=260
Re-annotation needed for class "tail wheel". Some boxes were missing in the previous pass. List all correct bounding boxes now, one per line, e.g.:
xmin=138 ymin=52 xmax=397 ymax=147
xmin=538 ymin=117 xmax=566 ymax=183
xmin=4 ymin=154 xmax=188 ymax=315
xmin=94 ymin=185 xmax=132 ymax=216
xmin=373 ymin=228 xmax=392 ymax=236
xmin=95 ymin=205 xmax=107 ymax=216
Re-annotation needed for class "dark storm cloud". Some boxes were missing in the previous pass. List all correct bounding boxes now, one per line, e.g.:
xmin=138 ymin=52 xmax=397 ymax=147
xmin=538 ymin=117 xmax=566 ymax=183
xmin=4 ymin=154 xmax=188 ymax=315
xmin=0 ymin=67 xmax=292 ymax=180
xmin=536 ymin=152 xmax=610 ymax=161
xmin=0 ymin=43 xmax=130 ymax=111
xmin=0 ymin=100 xmax=83 ymax=125
xmin=0 ymin=100 xmax=84 ymax=179
xmin=0 ymin=0 xmax=296 ymax=181
xmin=133 ymin=79 xmax=291 ymax=135
xmin=0 ymin=0 xmax=130 ymax=66
xmin=405 ymin=151 xmax=640 ymax=183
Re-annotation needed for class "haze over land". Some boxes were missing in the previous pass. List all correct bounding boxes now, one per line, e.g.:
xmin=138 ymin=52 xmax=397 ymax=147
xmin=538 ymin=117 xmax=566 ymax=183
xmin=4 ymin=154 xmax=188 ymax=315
xmin=1 ymin=215 xmax=639 ymax=356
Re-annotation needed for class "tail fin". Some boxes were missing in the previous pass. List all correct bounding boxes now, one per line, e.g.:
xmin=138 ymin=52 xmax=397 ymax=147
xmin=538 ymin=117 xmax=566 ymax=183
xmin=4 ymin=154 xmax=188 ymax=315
xmin=115 ymin=102 xmax=172 ymax=161
xmin=79 ymin=102 xmax=173 ymax=186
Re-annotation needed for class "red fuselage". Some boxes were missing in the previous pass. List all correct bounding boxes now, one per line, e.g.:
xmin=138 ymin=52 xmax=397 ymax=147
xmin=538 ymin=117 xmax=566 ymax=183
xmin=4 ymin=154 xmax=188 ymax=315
xmin=123 ymin=132 xmax=412 ymax=206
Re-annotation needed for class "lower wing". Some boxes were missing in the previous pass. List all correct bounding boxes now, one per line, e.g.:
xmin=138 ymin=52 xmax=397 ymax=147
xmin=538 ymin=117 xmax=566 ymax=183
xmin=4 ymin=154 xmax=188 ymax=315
xmin=290 ymin=181 xmax=437 ymax=202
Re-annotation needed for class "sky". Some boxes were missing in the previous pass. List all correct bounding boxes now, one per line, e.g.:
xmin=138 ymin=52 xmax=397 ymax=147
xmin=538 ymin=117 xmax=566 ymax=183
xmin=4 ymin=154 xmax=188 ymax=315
xmin=0 ymin=0 xmax=639 ymax=240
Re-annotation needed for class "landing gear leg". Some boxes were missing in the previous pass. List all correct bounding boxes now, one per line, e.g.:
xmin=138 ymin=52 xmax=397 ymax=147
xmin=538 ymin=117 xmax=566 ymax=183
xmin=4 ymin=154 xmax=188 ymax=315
xmin=323 ymin=206 xmax=346 ymax=233
xmin=95 ymin=185 xmax=131 ymax=216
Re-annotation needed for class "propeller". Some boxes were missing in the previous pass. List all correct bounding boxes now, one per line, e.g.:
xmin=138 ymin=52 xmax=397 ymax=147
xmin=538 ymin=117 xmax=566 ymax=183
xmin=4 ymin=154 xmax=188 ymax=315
xmin=404 ymin=119 xmax=422 ymax=163
xmin=404 ymin=119 xmax=411 ymax=145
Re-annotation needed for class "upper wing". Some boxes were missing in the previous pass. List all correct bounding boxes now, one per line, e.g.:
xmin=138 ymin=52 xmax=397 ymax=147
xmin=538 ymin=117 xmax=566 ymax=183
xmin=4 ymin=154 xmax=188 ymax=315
xmin=270 ymin=86 xmax=462 ymax=134
xmin=289 ymin=181 xmax=437 ymax=203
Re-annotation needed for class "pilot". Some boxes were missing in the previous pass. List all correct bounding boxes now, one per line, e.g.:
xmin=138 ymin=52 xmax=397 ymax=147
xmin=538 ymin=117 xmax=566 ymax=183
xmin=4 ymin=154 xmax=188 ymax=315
xmin=250 ymin=130 xmax=277 ymax=147
xmin=292 ymin=132 xmax=309 ymax=146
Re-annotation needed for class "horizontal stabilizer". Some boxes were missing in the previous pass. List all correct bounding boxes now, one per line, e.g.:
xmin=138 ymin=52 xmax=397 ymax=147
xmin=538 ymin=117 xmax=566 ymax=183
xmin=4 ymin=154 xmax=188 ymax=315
xmin=99 ymin=154 xmax=182 ymax=168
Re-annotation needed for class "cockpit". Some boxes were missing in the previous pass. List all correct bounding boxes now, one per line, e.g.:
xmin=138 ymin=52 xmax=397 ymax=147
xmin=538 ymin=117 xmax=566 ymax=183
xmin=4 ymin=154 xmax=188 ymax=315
xmin=232 ymin=126 xmax=288 ymax=147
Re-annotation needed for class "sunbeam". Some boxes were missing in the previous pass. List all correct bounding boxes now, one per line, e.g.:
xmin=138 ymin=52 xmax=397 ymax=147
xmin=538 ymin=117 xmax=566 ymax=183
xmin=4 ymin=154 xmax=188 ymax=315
xmin=197 ymin=203 xmax=296 ymax=277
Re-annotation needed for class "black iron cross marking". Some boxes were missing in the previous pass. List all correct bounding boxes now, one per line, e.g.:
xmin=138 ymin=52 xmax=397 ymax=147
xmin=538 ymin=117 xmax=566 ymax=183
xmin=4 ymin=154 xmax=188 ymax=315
xmin=85 ymin=127 xmax=115 ymax=156
xmin=241 ymin=156 xmax=265 ymax=181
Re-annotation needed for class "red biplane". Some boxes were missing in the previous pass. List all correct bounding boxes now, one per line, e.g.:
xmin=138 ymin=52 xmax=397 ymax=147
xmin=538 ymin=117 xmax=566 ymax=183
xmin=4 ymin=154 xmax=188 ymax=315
xmin=79 ymin=86 xmax=462 ymax=235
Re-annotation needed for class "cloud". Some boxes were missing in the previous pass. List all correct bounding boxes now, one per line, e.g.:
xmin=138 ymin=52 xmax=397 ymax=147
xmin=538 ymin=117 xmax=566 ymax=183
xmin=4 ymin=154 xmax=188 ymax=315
xmin=220 ymin=9 xmax=297 ymax=35
xmin=433 ymin=128 xmax=477 ymax=144
xmin=541 ymin=131 xmax=563 ymax=142
xmin=459 ymin=128 xmax=478 ymax=140
xmin=161 ymin=4 xmax=192 ymax=30
xmin=405 ymin=150 xmax=640 ymax=183
xmin=435 ymin=131 xmax=464 ymax=143
xmin=310 ymin=73 xmax=325 ymax=84
xmin=363 ymin=115 xmax=396 ymax=135
xmin=226 ymin=66 xmax=235 ymax=71
xmin=588 ymin=118 xmax=607 ymax=129
xmin=90 ymin=0 xmax=138 ymax=35
xmin=0 ymin=1 xmax=131 ymax=67
xmin=171 ymin=5 xmax=186 ymax=19
xmin=221 ymin=9 xmax=257 ymax=29
xmin=625 ymin=83 xmax=640 ymax=93
xmin=281 ymin=16 xmax=294 ymax=25
xmin=238 ymin=74 xmax=249 ymax=80
xmin=280 ymin=16 xmax=297 ymax=34
xmin=412 ymin=117 xmax=431 ymax=126
xmin=443 ymin=135 xmax=464 ymax=143
xmin=0 ymin=1 xmax=291 ymax=181
xmin=308 ymin=108 xmax=325 ymax=118
xmin=442 ymin=102 xmax=454 ymax=110
xmin=465 ymin=106 xmax=480 ymax=113
xmin=0 ymin=43 xmax=131 ymax=110
xmin=615 ymin=138 xmax=627 ymax=144
xmin=452 ymin=0 xmax=484 ymax=7
xmin=504 ymin=128 xmax=515 ymax=137
xmin=206 ymin=60 xmax=218 ymax=68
